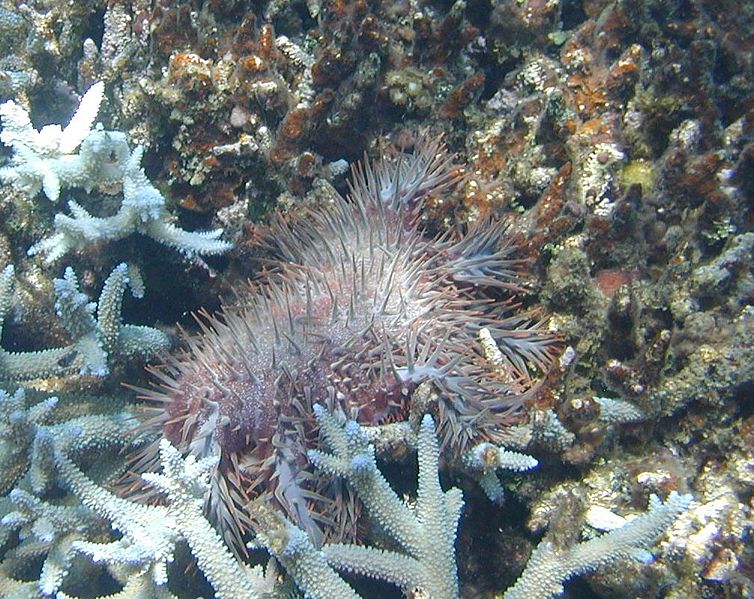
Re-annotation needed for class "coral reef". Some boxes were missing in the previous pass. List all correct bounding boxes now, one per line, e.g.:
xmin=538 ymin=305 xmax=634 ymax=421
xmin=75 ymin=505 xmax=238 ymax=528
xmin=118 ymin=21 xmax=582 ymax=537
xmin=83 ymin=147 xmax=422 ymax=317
xmin=504 ymin=491 xmax=692 ymax=599
xmin=0 ymin=392 xmax=687 ymax=599
xmin=0 ymin=0 xmax=752 ymax=597
xmin=0 ymin=385 xmax=271 ymax=598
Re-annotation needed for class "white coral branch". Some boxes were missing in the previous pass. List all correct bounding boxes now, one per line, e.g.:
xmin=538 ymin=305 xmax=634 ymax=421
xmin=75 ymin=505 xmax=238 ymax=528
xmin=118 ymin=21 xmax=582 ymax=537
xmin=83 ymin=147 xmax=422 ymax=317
xmin=503 ymin=491 xmax=693 ymax=599
xmin=142 ymin=440 xmax=266 ymax=599
xmin=60 ymin=81 xmax=105 ymax=154
xmin=1 ymin=82 xmax=232 ymax=258
xmin=306 ymin=406 xmax=463 ymax=598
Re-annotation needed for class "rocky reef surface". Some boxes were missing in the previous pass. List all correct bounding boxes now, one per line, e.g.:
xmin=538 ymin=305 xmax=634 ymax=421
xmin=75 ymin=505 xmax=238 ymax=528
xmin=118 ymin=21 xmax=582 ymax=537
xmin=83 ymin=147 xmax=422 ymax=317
xmin=0 ymin=0 xmax=752 ymax=597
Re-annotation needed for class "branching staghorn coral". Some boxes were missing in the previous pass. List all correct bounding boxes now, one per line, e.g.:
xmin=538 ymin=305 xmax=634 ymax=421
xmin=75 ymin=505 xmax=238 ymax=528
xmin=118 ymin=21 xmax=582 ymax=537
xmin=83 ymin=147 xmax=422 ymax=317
xmin=53 ymin=448 xmax=182 ymax=597
xmin=0 ymin=387 xmax=691 ymax=599
xmin=1 ymin=389 xmax=272 ymax=599
xmin=1 ymin=400 xmax=463 ymax=598
xmin=0 ymin=262 xmax=169 ymax=382
xmin=0 ymin=82 xmax=107 ymax=201
xmin=0 ymin=388 xmax=53 ymax=494
xmin=0 ymin=386 xmax=146 ymax=496
xmin=593 ymin=396 xmax=646 ymax=424
xmin=0 ymin=388 xmax=144 ymax=493
xmin=0 ymin=386 xmax=153 ymax=596
xmin=141 ymin=440 xmax=273 ymax=599
xmin=306 ymin=406 xmax=463 ymax=598
xmin=462 ymin=439 xmax=539 ymax=504
xmin=1 ymin=487 xmax=107 ymax=596
xmin=502 ymin=492 xmax=693 ymax=599
xmin=0 ymin=82 xmax=232 ymax=261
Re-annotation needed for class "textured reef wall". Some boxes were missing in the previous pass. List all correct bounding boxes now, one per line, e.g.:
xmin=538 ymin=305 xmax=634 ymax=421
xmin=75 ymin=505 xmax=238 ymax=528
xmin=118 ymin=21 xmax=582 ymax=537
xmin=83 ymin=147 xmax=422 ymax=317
xmin=0 ymin=0 xmax=752 ymax=598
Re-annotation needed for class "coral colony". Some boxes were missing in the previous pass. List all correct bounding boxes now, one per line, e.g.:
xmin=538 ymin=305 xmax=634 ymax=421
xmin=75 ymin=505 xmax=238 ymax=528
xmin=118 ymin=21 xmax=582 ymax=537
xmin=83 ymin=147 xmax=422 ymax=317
xmin=0 ymin=82 xmax=232 ymax=263
xmin=0 ymin=84 xmax=692 ymax=599
xmin=0 ymin=262 xmax=169 ymax=381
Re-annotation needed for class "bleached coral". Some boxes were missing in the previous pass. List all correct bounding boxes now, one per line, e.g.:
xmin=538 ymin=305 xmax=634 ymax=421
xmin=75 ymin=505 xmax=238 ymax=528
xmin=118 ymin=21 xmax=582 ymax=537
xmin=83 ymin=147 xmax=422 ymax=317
xmin=142 ymin=440 xmax=271 ymax=599
xmin=503 ymin=492 xmax=693 ymax=599
xmin=0 ymin=82 xmax=106 ymax=201
xmin=54 ymin=449 xmax=180 ymax=594
xmin=252 ymin=505 xmax=360 ymax=599
xmin=0 ymin=387 xmax=144 ymax=497
xmin=304 ymin=406 xmax=464 ymax=598
xmin=0 ymin=388 xmax=57 ymax=494
xmin=462 ymin=441 xmax=539 ymax=503
xmin=594 ymin=396 xmax=646 ymax=424
xmin=28 ymin=145 xmax=233 ymax=262
xmin=0 ymin=263 xmax=170 ymax=382
xmin=0 ymin=386 xmax=693 ymax=599
xmin=0 ymin=385 xmax=153 ymax=597
xmin=1 ymin=487 xmax=106 ymax=595
xmin=2 ymin=402 xmax=271 ymax=599
xmin=0 ymin=82 xmax=233 ymax=261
